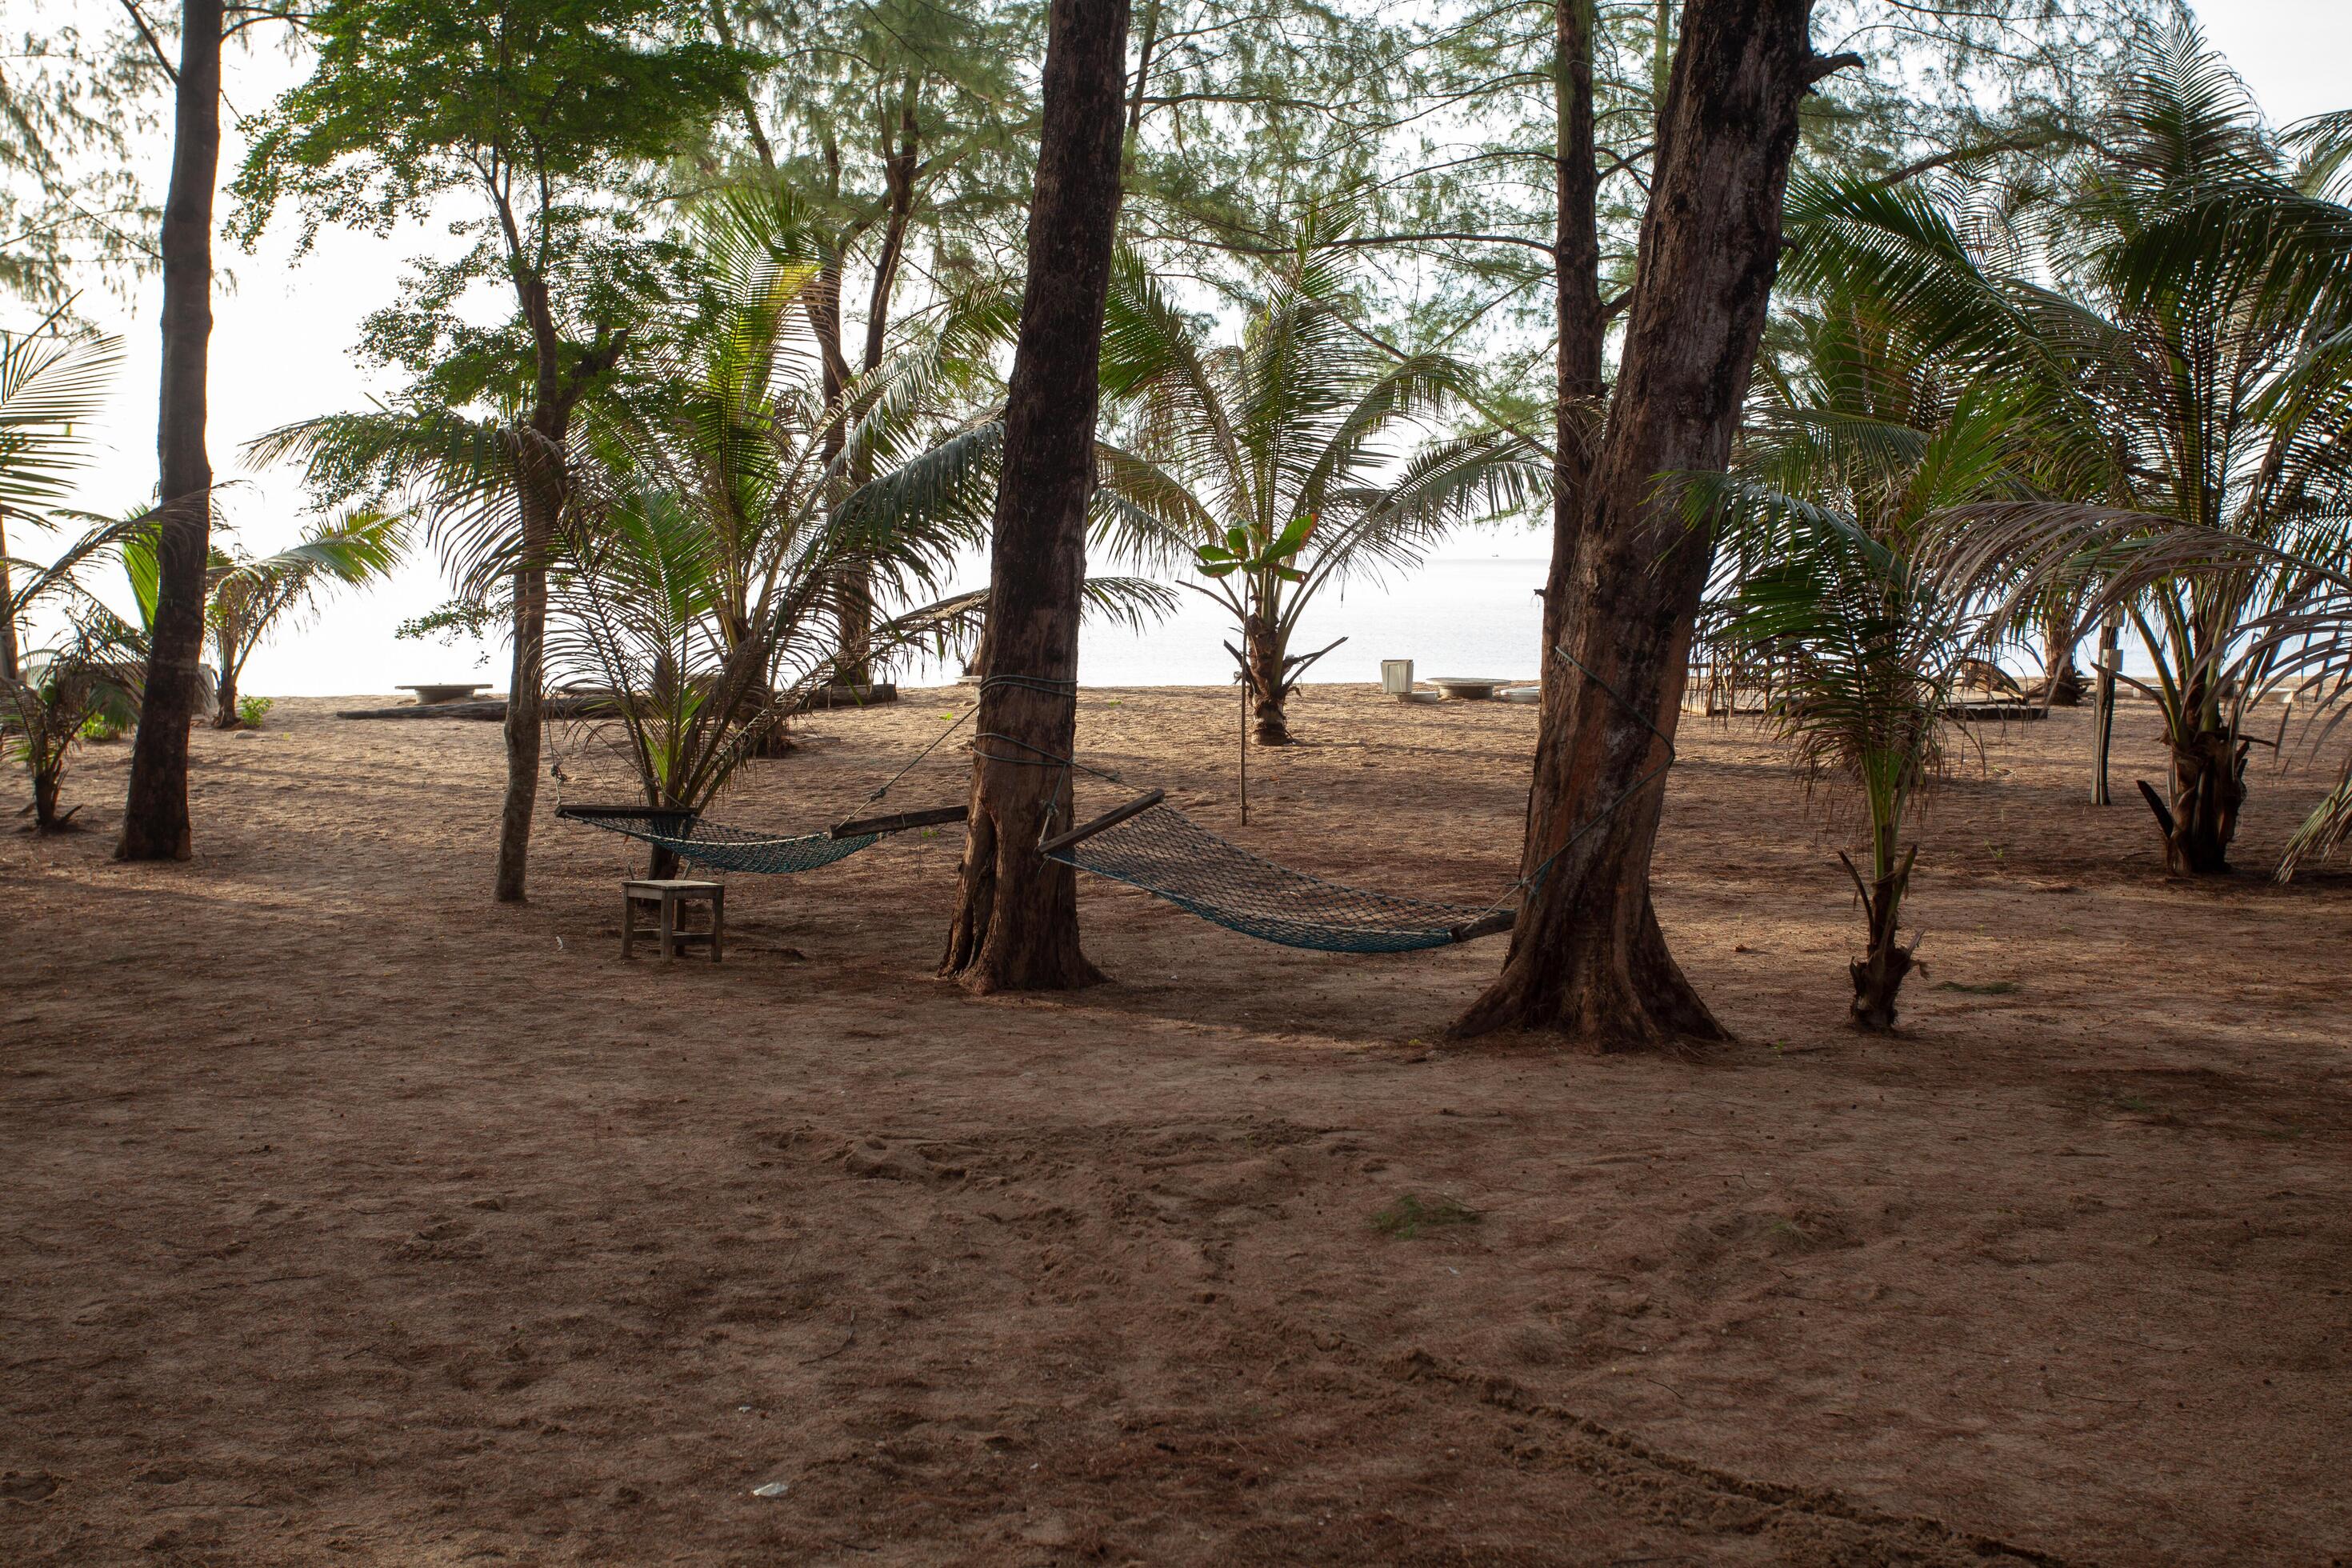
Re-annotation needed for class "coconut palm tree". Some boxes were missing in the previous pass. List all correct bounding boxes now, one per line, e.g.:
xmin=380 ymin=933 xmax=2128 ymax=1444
xmin=118 ymin=508 xmax=409 ymax=729
xmin=202 ymin=509 xmax=409 ymax=727
xmin=1094 ymin=246 xmax=1542 ymax=745
xmin=547 ymin=206 xmax=1170 ymax=870
xmin=4 ymin=515 xmax=149 ymax=829
xmin=1704 ymin=305 xmax=2031 ymax=1031
xmin=0 ymin=319 xmax=142 ymax=830
xmin=1 ymin=318 xmax=123 ymax=683
xmin=1790 ymin=31 xmax=2352 ymax=874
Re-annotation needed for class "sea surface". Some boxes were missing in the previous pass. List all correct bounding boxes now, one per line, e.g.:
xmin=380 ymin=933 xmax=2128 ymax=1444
xmin=245 ymin=539 xmax=1559 ymax=696
xmin=243 ymin=529 xmax=2139 ymax=695
xmin=902 ymin=554 xmax=1553 ymax=690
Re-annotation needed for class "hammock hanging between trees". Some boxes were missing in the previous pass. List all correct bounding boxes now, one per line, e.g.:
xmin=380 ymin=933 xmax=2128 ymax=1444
xmin=554 ymin=654 xmax=1664 ymax=954
xmin=552 ymin=673 xmax=989 ymax=873
xmin=1032 ymin=650 xmax=1671 ymax=956
xmin=554 ymin=802 xmax=966 ymax=875
xmin=1038 ymin=790 xmax=1515 ymax=952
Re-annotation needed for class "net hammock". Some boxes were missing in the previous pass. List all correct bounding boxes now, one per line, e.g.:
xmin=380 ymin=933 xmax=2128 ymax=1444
xmin=554 ymin=804 xmax=886 ymax=874
xmin=1044 ymin=796 xmax=1511 ymax=952
xmin=551 ymin=677 xmax=987 ymax=874
xmin=1033 ymin=649 xmax=1668 ymax=955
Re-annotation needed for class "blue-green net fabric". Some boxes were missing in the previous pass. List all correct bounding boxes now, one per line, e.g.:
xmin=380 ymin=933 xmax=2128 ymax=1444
xmin=1045 ymin=800 xmax=1511 ymax=953
xmin=556 ymin=806 xmax=877 ymax=875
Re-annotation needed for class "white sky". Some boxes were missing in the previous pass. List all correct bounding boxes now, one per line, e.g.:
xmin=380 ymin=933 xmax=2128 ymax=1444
xmin=38 ymin=0 xmax=2352 ymax=695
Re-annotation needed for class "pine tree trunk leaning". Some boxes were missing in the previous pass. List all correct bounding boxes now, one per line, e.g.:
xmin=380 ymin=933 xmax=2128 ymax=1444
xmin=1453 ymin=0 xmax=1853 ymax=1046
xmin=939 ymin=0 xmax=1130 ymax=993
xmin=117 ymin=0 xmax=223 ymax=863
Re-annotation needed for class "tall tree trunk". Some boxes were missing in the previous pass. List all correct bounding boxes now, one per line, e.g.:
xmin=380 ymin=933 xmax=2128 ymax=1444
xmin=837 ymin=86 xmax=922 ymax=690
xmin=1242 ymin=611 xmax=1290 ymax=746
xmin=1454 ymin=0 xmax=1847 ymax=1046
xmin=117 ymin=0 xmax=222 ymax=863
xmin=494 ymin=427 xmax=561 ymax=902
xmin=806 ymin=225 xmax=860 ymax=695
xmin=490 ymin=240 xmax=588 ymax=904
xmin=1537 ymin=0 xmax=1604 ymax=736
xmin=939 ymin=0 xmax=1130 ymax=993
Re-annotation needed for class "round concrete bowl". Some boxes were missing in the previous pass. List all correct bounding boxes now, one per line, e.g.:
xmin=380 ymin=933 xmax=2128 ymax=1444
xmin=1426 ymin=677 xmax=1512 ymax=701
xmin=399 ymin=682 xmax=490 ymax=706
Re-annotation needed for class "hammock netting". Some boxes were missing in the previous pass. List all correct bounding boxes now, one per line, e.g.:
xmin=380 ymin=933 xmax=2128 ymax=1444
xmin=556 ymin=806 xmax=878 ymax=875
xmin=1044 ymin=799 xmax=1511 ymax=953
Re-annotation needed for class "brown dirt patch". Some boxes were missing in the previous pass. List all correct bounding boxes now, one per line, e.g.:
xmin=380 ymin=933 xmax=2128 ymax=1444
xmin=3 ymin=687 xmax=2348 ymax=1566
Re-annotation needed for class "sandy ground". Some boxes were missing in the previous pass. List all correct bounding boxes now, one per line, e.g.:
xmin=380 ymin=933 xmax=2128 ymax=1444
xmin=2 ymin=684 xmax=2348 ymax=1567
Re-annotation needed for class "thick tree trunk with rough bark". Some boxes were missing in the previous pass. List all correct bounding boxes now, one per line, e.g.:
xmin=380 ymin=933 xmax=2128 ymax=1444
xmin=118 ymin=0 xmax=222 ymax=863
xmin=1454 ymin=0 xmax=1847 ymax=1046
xmin=939 ymin=0 xmax=1130 ymax=993
xmin=2035 ymin=604 xmax=2084 ymax=706
xmin=1242 ymin=613 xmax=1289 ymax=746
xmin=1844 ymin=830 xmax=1916 ymax=1032
xmin=34 ymin=763 xmax=66 ymax=831
xmin=2141 ymin=726 xmax=2246 ymax=874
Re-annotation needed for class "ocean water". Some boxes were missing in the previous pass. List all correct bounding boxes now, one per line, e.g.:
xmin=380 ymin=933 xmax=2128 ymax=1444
xmin=239 ymin=530 xmax=2134 ymax=694
xmin=254 ymin=542 xmax=1558 ymax=696
xmin=902 ymin=554 xmax=1554 ymax=690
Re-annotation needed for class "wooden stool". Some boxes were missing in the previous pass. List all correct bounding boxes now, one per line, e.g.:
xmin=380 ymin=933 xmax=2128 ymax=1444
xmin=621 ymin=879 xmax=725 ymax=961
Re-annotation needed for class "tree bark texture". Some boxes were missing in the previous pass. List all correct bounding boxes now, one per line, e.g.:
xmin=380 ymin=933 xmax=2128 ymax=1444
xmin=34 ymin=763 xmax=65 ymax=830
xmin=494 ymin=424 xmax=562 ymax=902
xmin=836 ymin=92 xmax=921 ymax=686
xmin=117 ymin=0 xmax=222 ymax=862
xmin=211 ymin=627 xmax=239 ymax=728
xmin=939 ymin=0 xmax=1131 ymax=992
xmin=1455 ymin=0 xmax=1840 ymax=1046
xmin=2141 ymin=726 xmax=2246 ymax=874
xmin=490 ymin=238 xmax=614 ymax=902
xmin=2035 ymin=603 xmax=2084 ymax=706
xmin=1843 ymin=835 xmax=1916 ymax=1033
xmin=1242 ymin=613 xmax=1289 ymax=746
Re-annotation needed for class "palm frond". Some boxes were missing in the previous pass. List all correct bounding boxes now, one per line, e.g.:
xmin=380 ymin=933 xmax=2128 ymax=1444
xmin=0 ymin=325 xmax=124 ymax=520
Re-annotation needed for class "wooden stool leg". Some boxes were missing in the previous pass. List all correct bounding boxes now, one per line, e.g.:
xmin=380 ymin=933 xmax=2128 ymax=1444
xmin=658 ymin=891 xmax=678 ymax=959
xmin=710 ymin=885 xmax=724 ymax=963
xmin=622 ymin=891 xmax=638 ymax=958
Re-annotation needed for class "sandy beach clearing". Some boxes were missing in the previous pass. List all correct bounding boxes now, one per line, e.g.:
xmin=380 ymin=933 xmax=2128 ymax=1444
xmin=4 ymin=685 xmax=2348 ymax=1565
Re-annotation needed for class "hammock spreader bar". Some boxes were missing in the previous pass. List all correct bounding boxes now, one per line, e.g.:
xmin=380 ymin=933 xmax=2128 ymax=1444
xmin=554 ymin=802 xmax=965 ymax=877
xmin=1042 ymin=796 xmax=1514 ymax=954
